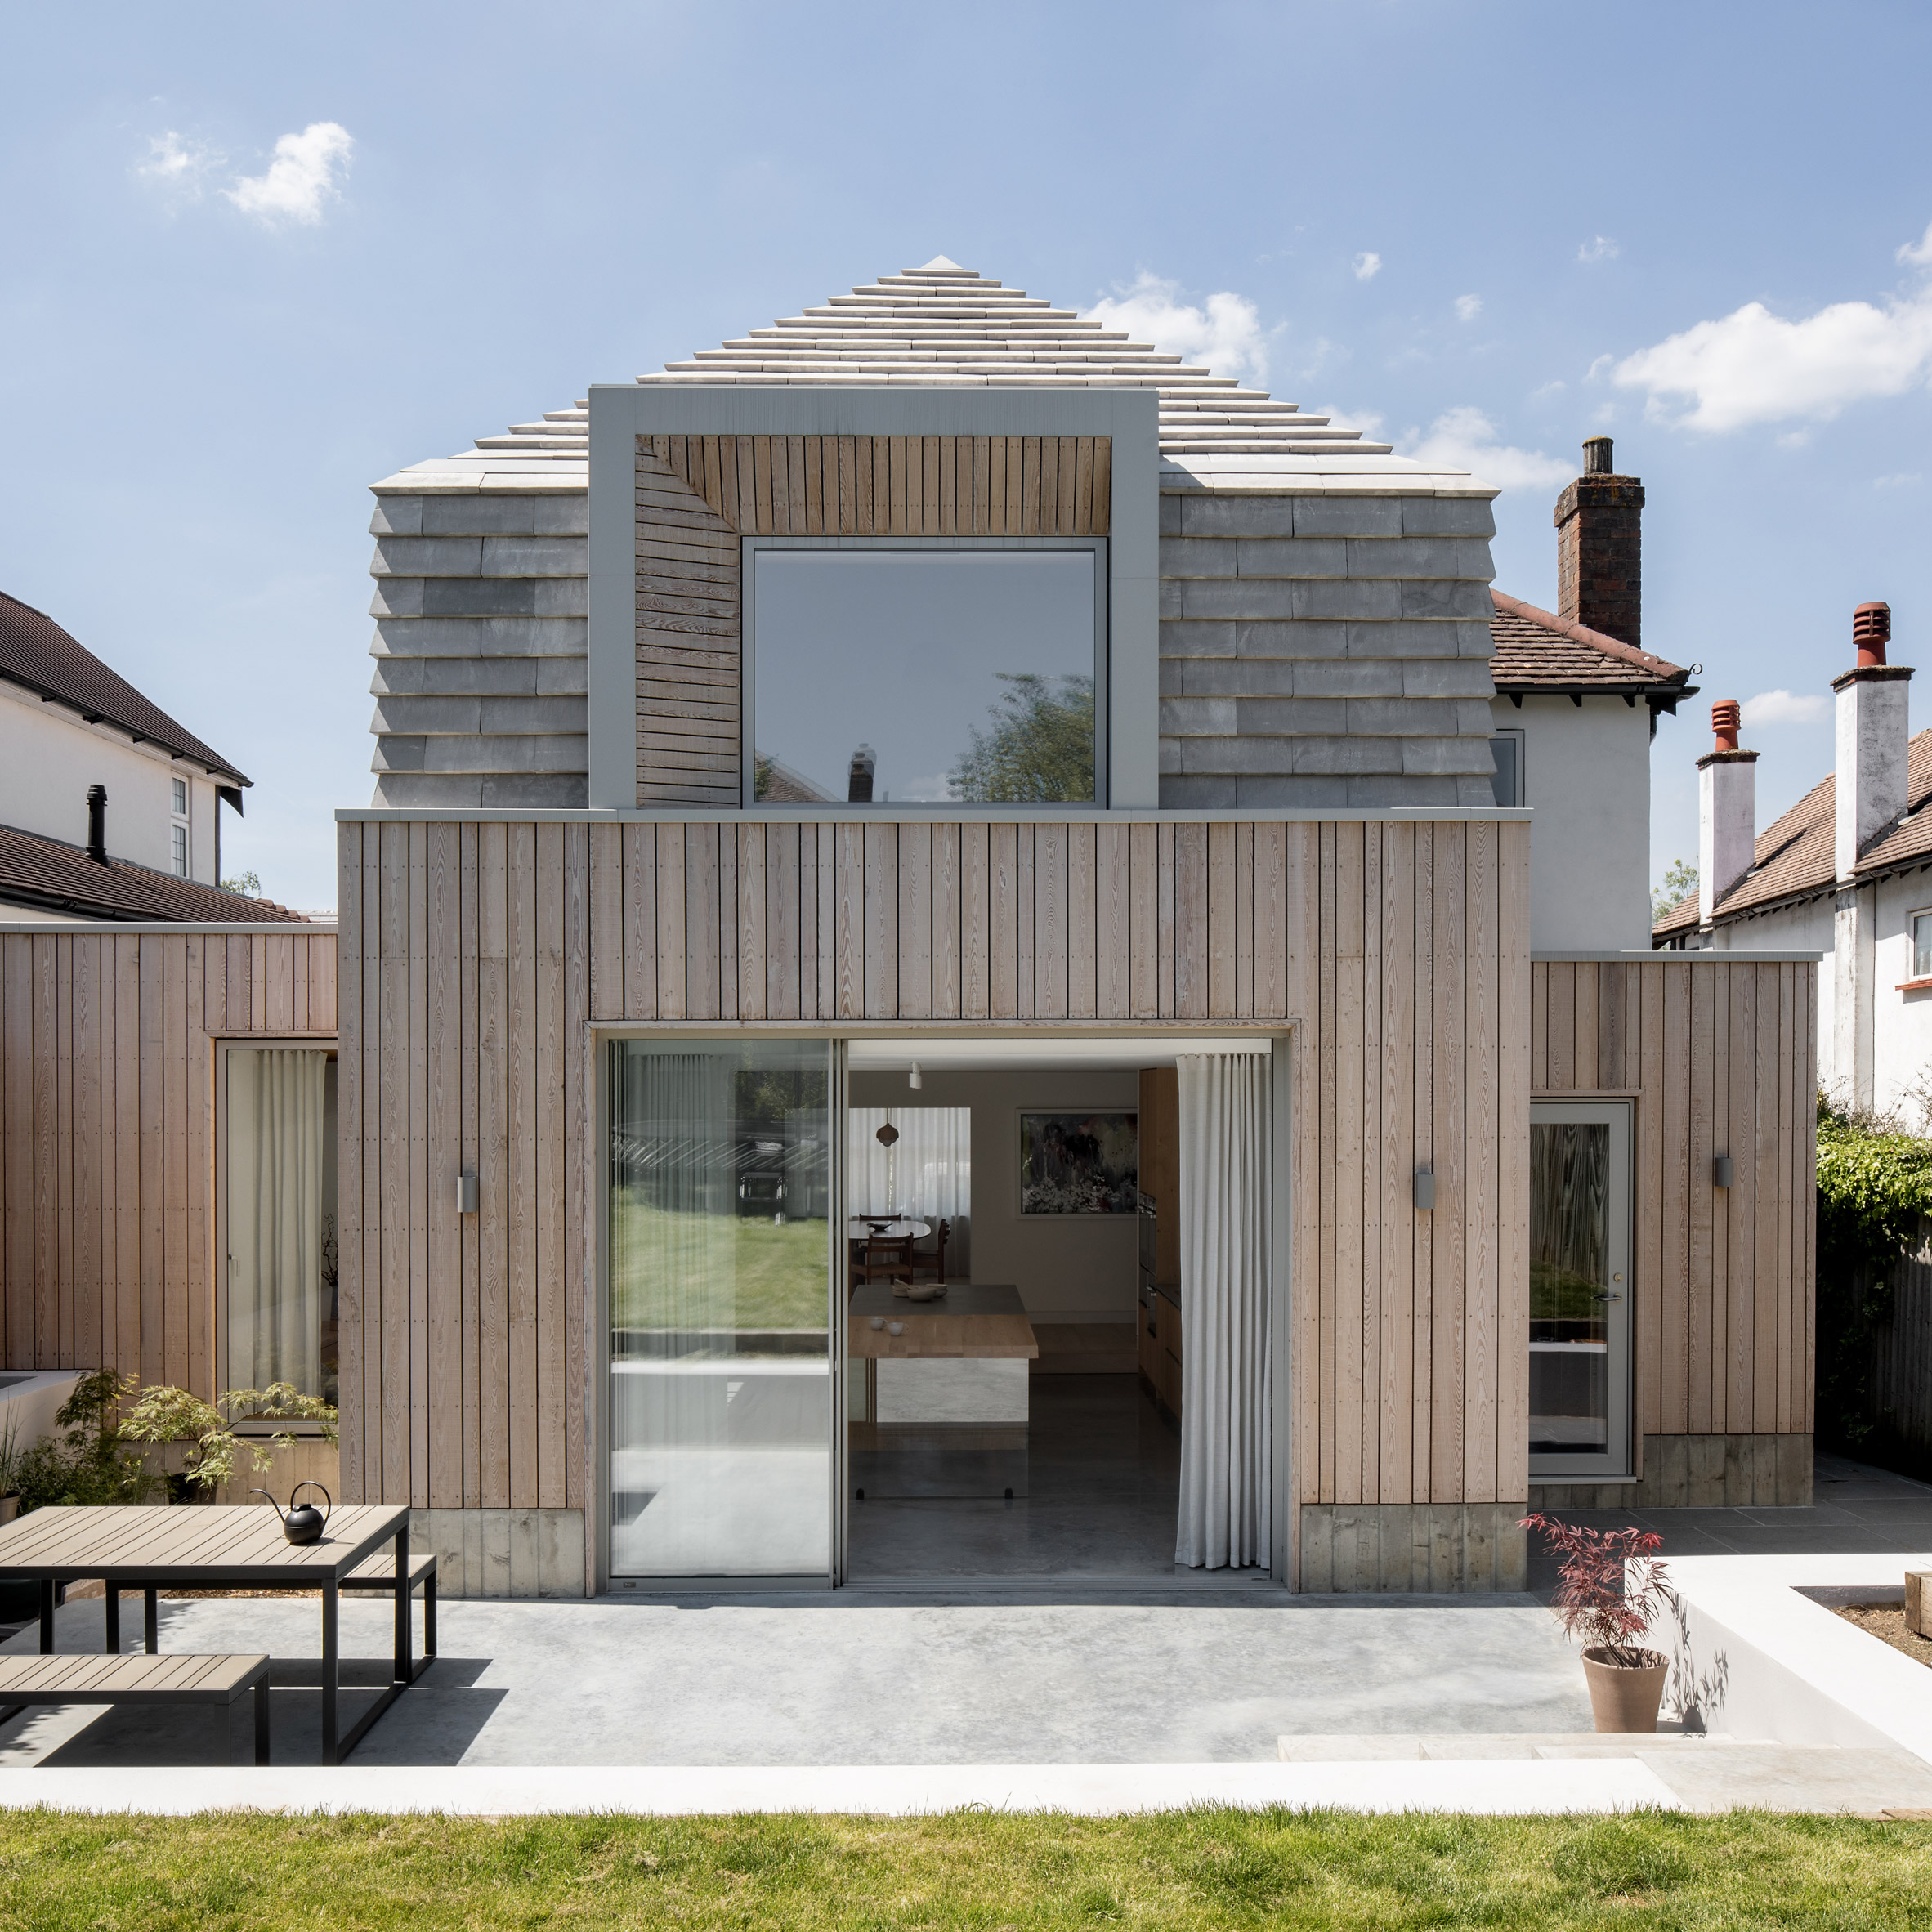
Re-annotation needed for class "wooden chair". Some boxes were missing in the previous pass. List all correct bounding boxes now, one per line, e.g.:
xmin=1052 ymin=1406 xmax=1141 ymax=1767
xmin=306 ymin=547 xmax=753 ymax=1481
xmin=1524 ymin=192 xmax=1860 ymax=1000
xmin=906 ymin=1218 xmax=950 ymax=1283
xmin=854 ymin=1232 xmax=917 ymax=1284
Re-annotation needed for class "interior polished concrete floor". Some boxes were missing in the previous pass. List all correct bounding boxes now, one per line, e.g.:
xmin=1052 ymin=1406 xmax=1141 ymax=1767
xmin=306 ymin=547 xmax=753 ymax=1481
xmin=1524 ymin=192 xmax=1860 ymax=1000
xmin=848 ymin=1373 xmax=1205 ymax=1583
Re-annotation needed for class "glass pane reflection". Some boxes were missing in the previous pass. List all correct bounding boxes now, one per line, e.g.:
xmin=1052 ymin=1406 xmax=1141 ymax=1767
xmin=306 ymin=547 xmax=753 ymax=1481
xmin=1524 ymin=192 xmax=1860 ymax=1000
xmin=751 ymin=551 xmax=1097 ymax=805
xmin=1529 ymin=1121 xmax=1611 ymax=1456
xmin=608 ymin=1040 xmax=831 ymax=1576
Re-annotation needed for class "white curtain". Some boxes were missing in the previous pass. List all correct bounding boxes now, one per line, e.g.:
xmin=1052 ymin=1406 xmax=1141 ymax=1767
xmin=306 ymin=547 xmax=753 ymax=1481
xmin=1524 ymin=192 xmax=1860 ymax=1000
xmin=1174 ymin=1052 xmax=1272 ymax=1570
xmin=227 ymin=1048 xmax=330 ymax=1396
xmin=847 ymin=1107 xmax=971 ymax=1273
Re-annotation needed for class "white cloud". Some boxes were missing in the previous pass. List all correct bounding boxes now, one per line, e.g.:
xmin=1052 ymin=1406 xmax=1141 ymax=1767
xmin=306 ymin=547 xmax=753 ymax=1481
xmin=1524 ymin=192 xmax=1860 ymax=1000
xmin=1316 ymin=405 xmax=1386 ymax=441
xmin=1454 ymin=293 xmax=1483 ymax=323
xmin=136 ymin=130 xmax=221 ymax=199
xmin=1532 ymin=379 xmax=1567 ymax=400
xmin=1875 ymin=471 xmax=1924 ymax=488
xmin=1742 ymin=689 xmax=1829 ymax=727
xmin=1898 ymin=220 xmax=1932 ymax=268
xmin=224 ymin=121 xmax=353 ymax=226
xmin=1585 ymin=353 xmax=1615 ymax=382
xmin=1085 ymin=271 xmax=1277 ymax=386
xmin=1398 ymin=406 xmax=1573 ymax=491
xmin=1352 ymin=252 xmax=1382 ymax=281
xmin=1612 ymin=221 xmax=1932 ymax=432
xmin=1578 ymin=235 xmax=1621 ymax=264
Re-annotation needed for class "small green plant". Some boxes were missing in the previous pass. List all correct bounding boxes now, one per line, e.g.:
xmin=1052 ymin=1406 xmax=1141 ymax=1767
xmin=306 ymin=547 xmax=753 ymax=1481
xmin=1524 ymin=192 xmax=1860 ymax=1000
xmin=120 ymin=1381 xmax=339 ymax=1499
xmin=8 ymin=1371 xmax=159 ymax=1514
xmin=0 ymin=1414 xmax=22 ymax=1498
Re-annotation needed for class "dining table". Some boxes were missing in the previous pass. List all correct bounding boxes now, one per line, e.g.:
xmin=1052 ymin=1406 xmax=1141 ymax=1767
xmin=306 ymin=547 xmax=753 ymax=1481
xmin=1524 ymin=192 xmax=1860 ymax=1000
xmin=0 ymin=1501 xmax=417 ymax=1764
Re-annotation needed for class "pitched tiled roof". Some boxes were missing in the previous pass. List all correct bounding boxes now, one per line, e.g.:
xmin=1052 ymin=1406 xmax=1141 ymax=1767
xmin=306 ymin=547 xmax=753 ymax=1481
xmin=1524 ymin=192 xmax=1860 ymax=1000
xmin=375 ymin=259 xmax=1496 ymax=499
xmin=1652 ymin=727 xmax=1932 ymax=940
xmin=1489 ymin=591 xmax=1692 ymax=695
xmin=0 ymin=591 xmax=249 ymax=788
xmin=0 ymin=822 xmax=307 ymax=924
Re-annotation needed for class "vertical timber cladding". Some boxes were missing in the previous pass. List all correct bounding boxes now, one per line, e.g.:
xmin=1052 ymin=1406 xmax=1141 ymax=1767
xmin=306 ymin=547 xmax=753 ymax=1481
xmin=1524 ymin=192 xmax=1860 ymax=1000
xmin=336 ymin=812 xmax=1529 ymax=1592
xmin=0 ymin=928 xmax=338 ymax=1393
xmin=633 ymin=435 xmax=1113 ymax=804
xmin=1529 ymin=956 xmax=1818 ymax=1508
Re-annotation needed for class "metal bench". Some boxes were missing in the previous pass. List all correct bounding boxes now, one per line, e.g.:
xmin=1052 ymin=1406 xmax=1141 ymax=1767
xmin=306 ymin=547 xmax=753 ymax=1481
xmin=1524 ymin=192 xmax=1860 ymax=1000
xmin=341 ymin=1551 xmax=436 ymax=1670
xmin=0 ymin=1652 xmax=272 ymax=1763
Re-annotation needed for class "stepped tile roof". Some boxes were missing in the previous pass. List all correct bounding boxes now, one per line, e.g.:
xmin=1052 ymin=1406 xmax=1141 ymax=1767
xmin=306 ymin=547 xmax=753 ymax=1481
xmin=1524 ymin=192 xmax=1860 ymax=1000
xmin=0 ymin=591 xmax=248 ymax=787
xmin=0 ymin=822 xmax=307 ymax=924
xmin=1652 ymin=727 xmax=1932 ymax=940
xmin=1489 ymin=591 xmax=1692 ymax=696
xmin=375 ymin=260 xmax=1493 ymax=498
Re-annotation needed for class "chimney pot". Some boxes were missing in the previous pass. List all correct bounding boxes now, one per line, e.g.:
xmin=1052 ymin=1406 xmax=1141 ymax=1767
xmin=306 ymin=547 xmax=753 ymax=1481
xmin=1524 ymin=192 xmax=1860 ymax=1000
xmin=1854 ymin=600 xmax=1892 ymax=668
xmin=1697 ymin=705 xmax=1757 ymax=923
xmin=1711 ymin=699 xmax=1742 ymax=752
xmin=85 ymin=784 xmax=107 ymax=865
xmin=1582 ymin=435 xmax=1615 ymax=476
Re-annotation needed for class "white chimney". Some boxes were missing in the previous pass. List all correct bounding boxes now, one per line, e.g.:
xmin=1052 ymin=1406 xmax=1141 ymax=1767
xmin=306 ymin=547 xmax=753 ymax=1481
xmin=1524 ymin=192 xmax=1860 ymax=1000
xmin=1697 ymin=700 xmax=1757 ymax=924
xmin=1835 ymin=602 xmax=1911 ymax=882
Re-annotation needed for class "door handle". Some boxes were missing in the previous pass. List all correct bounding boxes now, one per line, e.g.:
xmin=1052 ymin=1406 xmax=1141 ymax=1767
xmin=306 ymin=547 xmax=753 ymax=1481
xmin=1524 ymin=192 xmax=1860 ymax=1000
xmin=1594 ymin=1292 xmax=1623 ymax=1302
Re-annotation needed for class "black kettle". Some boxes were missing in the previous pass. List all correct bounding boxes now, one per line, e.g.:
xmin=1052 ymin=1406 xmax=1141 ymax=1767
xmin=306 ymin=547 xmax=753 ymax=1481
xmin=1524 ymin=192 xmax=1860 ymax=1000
xmin=253 ymin=1482 xmax=332 ymax=1545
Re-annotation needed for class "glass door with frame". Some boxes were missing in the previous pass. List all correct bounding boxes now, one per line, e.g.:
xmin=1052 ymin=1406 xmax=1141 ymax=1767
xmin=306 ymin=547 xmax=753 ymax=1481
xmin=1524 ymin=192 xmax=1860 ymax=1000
xmin=606 ymin=1038 xmax=837 ymax=1577
xmin=1528 ymin=1099 xmax=1633 ymax=1479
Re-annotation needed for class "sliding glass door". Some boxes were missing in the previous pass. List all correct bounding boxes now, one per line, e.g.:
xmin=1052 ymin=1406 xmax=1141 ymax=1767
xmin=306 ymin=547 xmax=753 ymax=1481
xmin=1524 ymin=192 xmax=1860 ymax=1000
xmin=1527 ymin=1100 xmax=1633 ymax=1480
xmin=606 ymin=1040 xmax=835 ymax=1577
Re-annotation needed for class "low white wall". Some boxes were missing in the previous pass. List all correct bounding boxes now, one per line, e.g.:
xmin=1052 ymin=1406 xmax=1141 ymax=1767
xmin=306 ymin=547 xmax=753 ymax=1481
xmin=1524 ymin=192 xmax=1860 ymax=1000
xmin=1648 ymin=1552 xmax=1932 ymax=1761
xmin=0 ymin=1371 xmax=83 ymax=1462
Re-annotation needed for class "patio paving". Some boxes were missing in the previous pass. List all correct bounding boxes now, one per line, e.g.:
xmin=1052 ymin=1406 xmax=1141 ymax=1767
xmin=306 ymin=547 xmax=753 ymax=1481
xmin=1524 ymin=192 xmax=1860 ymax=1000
xmin=1 ymin=1587 xmax=1593 ymax=1769
xmin=1533 ymin=1452 xmax=1932 ymax=1581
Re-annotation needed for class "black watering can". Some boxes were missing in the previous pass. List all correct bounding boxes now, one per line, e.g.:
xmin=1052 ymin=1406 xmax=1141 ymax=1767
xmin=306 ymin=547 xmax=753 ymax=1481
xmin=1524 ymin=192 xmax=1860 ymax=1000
xmin=253 ymin=1482 xmax=332 ymax=1545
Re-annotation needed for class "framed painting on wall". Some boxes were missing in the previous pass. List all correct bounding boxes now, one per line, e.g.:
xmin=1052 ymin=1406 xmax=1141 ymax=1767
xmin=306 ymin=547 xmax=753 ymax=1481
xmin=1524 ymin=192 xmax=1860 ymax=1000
xmin=1018 ymin=1111 xmax=1138 ymax=1216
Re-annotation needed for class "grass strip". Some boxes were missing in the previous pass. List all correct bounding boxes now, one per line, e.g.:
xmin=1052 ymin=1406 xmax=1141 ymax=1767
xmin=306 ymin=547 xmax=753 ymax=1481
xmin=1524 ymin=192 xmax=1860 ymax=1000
xmin=0 ymin=1806 xmax=1928 ymax=1930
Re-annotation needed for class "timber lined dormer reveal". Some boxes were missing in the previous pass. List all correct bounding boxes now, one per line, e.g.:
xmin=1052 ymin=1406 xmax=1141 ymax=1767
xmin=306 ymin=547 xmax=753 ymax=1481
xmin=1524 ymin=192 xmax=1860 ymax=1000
xmin=631 ymin=433 xmax=1114 ymax=808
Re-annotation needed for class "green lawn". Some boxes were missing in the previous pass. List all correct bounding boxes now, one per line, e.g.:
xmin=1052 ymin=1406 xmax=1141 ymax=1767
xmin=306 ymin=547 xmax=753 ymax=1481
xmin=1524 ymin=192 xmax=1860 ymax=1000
xmin=0 ymin=1808 xmax=1929 ymax=1930
xmin=610 ymin=1198 xmax=828 ymax=1334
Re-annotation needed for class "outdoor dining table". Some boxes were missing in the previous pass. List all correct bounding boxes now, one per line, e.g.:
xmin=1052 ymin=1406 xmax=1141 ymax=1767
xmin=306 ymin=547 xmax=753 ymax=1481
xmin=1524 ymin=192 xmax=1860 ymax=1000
xmin=0 ymin=1502 xmax=415 ymax=1764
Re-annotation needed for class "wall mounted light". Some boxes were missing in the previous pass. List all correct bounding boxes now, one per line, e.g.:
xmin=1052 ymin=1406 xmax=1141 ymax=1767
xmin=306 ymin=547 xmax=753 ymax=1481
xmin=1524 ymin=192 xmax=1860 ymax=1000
xmin=1414 ymin=1168 xmax=1435 ymax=1212
xmin=908 ymin=1062 xmax=923 ymax=1090
xmin=1712 ymin=1155 xmax=1733 ymax=1189
xmin=456 ymin=1172 xmax=480 ymax=1215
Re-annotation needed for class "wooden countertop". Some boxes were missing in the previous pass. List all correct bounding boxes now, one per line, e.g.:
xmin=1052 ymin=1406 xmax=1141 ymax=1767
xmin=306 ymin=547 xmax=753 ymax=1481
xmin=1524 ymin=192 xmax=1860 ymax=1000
xmin=848 ymin=1282 xmax=1039 ymax=1360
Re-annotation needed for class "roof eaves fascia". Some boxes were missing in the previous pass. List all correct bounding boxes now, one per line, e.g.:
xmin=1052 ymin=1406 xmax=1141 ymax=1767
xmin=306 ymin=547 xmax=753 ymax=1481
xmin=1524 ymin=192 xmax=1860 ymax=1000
xmin=0 ymin=665 xmax=251 ymax=789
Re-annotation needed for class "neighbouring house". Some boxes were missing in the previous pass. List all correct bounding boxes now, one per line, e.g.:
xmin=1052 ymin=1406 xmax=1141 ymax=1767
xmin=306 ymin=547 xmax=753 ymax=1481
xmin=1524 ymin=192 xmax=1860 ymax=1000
xmin=1653 ymin=602 xmax=1930 ymax=1122
xmin=0 ymin=258 xmax=1817 ymax=1599
xmin=0 ymin=588 xmax=304 ymax=924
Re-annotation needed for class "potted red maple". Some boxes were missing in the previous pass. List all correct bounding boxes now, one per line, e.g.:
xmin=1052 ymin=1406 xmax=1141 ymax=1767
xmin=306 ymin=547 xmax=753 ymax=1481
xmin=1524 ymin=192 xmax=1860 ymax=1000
xmin=1523 ymin=1514 xmax=1675 ymax=1734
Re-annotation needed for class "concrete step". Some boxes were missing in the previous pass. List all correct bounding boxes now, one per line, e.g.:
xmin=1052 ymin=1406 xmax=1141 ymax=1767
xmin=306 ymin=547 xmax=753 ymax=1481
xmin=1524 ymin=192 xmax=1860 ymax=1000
xmin=1280 ymin=1731 xmax=1733 ymax=1762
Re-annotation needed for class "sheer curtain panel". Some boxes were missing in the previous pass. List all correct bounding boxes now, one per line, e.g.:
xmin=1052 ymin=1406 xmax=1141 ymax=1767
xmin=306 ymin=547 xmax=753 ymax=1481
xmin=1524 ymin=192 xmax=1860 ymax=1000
xmin=226 ymin=1048 xmax=331 ymax=1396
xmin=1174 ymin=1052 xmax=1272 ymax=1570
xmin=847 ymin=1107 xmax=972 ymax=1272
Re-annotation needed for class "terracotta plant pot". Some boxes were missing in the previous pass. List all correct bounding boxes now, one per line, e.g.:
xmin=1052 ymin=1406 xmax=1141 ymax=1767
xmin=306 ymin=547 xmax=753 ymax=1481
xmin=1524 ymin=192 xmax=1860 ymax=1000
xmin=1581 ymin=1646 xmax=1667 ymax=1734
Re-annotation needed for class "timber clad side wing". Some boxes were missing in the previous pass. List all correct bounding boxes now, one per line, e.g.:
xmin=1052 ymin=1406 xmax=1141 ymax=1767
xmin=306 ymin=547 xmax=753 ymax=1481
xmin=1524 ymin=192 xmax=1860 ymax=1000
xmin=0 ymin=929 xmax=338 ymax=1391
xmin=1532 ymin=955 xmax=1817 ymax=1498
xmin=334 ymin=815 xmax=1531 ymax=1549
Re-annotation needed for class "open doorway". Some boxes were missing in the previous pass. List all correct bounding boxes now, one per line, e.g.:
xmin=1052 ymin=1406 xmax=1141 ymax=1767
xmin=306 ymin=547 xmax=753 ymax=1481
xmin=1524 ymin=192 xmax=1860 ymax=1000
xmin=843 ymin=1035 xmax=1275 ymax=1584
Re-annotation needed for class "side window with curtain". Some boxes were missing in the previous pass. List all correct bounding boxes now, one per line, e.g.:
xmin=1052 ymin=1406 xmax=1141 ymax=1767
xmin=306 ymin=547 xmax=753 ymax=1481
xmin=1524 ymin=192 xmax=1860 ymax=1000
xmin=226 ymin=1048 xmax=338 ymax=1404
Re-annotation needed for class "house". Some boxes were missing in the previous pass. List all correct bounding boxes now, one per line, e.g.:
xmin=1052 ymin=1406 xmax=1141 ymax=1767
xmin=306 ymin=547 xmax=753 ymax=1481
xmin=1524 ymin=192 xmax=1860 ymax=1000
xmin=0 ymin=257 xmax=1816 ymax=1599
xmin=0 ymin=588 xmax=305 ymax=924
xmin=1652 ymin=603 xmax=1930 ymax=1125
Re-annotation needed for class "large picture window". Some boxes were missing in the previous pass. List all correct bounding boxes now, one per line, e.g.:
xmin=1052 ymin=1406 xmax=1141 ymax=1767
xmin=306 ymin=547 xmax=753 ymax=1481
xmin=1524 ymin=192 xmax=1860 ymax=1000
xmin=748 ymin=548 xmax=1101 ymax=805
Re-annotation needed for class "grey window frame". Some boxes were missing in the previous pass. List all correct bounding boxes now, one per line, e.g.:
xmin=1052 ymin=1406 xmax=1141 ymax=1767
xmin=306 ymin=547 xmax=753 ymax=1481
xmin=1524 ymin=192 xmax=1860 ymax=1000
xmin=1489 ymin=728 xmax=1526 ymax=808
xmin=740 ymin=536 xmax=1109 ymax=811
xmin=1912 ymin=907 xmax=1932 ymax=979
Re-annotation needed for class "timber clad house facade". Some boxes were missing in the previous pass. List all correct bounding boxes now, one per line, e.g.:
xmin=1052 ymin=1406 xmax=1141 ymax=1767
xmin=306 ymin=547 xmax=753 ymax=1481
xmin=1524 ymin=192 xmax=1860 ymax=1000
xmin=0 ymin=258 xmax=1818 ymax=1599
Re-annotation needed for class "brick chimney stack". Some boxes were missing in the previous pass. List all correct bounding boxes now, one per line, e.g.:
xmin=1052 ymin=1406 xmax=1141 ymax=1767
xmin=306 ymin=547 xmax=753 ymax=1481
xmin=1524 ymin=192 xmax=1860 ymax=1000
xmin=1697 ymin=700 xmax=1757 ymax=924
xmin=1834 ymin=601 xmax=1911 ymax=882
xmin=1555 ymin=436 xmax=1644 ymax=650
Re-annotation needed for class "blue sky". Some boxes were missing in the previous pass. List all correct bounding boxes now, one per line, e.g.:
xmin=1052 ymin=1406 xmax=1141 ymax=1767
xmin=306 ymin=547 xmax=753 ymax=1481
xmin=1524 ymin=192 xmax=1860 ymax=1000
xmin=2 ymin=0 xmax=1929 ymax=912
